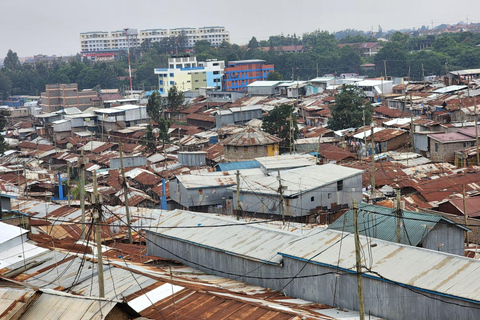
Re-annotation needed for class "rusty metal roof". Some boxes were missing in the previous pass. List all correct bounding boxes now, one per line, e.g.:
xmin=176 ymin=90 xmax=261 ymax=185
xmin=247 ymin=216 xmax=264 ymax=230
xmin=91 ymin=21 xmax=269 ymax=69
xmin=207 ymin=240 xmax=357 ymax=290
xmin=222 ymin=127 xmax=282 ymax=146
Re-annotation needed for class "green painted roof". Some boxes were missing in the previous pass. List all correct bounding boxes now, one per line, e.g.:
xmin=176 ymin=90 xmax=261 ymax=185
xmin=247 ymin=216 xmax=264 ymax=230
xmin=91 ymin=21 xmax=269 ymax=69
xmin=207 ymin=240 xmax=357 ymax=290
xmin=327 ymin=203 xmax=467 ymax=246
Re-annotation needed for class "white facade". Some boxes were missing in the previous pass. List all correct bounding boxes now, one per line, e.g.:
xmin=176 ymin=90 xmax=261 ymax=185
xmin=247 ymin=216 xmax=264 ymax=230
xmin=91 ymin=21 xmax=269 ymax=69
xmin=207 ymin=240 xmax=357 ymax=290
xmin=80 ymin=29 xmax=139 ymax=53
xmin=80 ymin=26 xmax=229 ymax=53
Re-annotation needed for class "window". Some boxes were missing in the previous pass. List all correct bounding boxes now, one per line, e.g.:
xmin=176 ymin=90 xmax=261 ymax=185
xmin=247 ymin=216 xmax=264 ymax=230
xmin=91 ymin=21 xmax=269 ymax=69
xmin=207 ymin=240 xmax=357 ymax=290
xmin=198 ymin=189 xmax=203 ymax=195
xmin=337 ymin=180 xmax=343 ymax=191
xmin=170 ymin=81 xmax=175 ymax=85
xmin=244 ymin=146 xmax=248 ymax=153
xmin=159 ymin=80 xmax=163 ymax=85
xmin=311 ymin=196 xmax=314 ymax=202
xmin=463 ymin=143 xmax=467 ymax=147
xmin=435 ymin=143 xmax=439 ymax=152
xmin=328 ymin=193 xmax=332 ymax=199
xmin=169 ymin=73 xmax=174 ymax=77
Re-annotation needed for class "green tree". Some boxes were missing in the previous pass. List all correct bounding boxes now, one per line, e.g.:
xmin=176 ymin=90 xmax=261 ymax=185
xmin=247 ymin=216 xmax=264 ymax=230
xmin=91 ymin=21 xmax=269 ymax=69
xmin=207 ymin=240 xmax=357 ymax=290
xmin=142 ymin=123 xmax=157 ymax=153
xmin=146 ymin=90 xmax=164 ymax=123
xmin=266 ymin=71 xmax=283 ymax=81
xmin=328 ymin=84 xmax=373 ymax=130
xmin=0 ymin=109 xmax=10 ymax=154
xmin=167 ymin=86 xmax=185 ymax=119
xmin=3 ymin=50 xmax=21 ymax=71
xmin=262 ymin=104 xmax=298 ymax=150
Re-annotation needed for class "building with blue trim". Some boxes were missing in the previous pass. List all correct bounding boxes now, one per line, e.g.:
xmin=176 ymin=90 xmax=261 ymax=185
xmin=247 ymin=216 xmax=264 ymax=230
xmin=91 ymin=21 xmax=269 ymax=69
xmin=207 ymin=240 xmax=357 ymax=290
xmin=222 ymin=60 xmax=274 ymax=92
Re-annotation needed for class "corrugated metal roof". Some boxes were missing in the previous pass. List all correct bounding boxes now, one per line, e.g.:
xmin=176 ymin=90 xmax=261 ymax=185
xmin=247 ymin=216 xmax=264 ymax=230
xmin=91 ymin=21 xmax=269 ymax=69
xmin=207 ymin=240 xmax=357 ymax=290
xmin=239 ymin=164 xmax=363 ymax=198
xmin=146 ymin=209 xmax=307 ymax=264
xmin=255 ymin=154 xmax=316 ymax=171
xmin=327 ymin=203 xmax=466 ymax=246
xmin=19 ymin=290 xmax=122 ymax=320
xmin=222 ymin=127 xmax=282 ymax=146
xmin=0 ymin=222 xmax=28 ymax=244
xmin=217 ymin=160 xmax=260 ymax=171
xmin=176 ymin=169 xmax=264 ymax=189
xmin=279 ymin=228 xmax=480 ymax=302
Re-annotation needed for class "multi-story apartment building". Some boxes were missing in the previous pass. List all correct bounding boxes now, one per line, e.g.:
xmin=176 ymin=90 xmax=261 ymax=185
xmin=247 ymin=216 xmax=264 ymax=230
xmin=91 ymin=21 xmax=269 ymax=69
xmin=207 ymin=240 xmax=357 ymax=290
xmin=80 ymin=26 xmax=229 ymax=58
xmin=40 ymin=84 xmax=97 ymax=113
xmin=222 ymin=60 xmax=274 ymax=92
xmin=154 ymin=57 xmax=224 ymax=95
xmin=80 ymin=29 xmax=139 ymax=56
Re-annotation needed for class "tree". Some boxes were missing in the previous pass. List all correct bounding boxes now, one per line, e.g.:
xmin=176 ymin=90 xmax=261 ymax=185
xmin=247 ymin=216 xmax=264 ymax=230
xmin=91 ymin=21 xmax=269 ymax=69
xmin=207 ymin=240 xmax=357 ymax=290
xmin=3 ymin=50 xmax=21 ymax=71
xmin=0 ymin=109 xmax=10 ymax=154
xmin=167 ymin=86 xmax=185 ymax=119
xmin=146 ymin=90 xmax=164 ymax=123
xmin=266 ymin=71 xmax=283 ymax=81
xmin=328 ymin=84 xmax=373 ymax=130
xmin=248 ymin=37 xmax=259 ymax=50
xmin=262 ymin=104 xmax=298 ymax=150
xmin=142 ymin=123 xmax=157 ymax=153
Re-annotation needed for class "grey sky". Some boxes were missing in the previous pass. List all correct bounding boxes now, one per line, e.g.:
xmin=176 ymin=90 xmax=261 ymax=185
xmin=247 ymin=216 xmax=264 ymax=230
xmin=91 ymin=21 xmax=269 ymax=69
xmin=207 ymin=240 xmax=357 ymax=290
xmin=2 ymin=0 xmax=480 ymax=58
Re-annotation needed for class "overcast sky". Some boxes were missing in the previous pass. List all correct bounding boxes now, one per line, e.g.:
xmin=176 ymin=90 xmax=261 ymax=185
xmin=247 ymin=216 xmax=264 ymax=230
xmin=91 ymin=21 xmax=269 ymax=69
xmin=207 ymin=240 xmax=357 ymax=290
xmin=2 ymin=0 xmax=480 ymax=58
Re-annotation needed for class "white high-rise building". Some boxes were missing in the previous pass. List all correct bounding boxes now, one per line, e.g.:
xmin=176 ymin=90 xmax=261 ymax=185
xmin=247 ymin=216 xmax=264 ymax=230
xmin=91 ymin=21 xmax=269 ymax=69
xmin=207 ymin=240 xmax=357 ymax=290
xmin=80 ymin=26 xmax=229 ymax=54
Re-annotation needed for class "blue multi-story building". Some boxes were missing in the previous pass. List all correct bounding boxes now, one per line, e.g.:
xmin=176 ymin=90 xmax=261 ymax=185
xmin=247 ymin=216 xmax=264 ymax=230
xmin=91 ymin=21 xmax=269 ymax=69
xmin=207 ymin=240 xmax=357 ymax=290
xmin=154 ymin=57 xmax=224 ymax=95
xmin=222 ymin=59 xmax=274 ymax=92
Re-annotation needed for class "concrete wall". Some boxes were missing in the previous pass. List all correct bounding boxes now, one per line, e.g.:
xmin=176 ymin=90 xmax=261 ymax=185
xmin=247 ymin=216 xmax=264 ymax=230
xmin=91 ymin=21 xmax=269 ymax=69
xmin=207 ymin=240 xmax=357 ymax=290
xmin=224 ymin=144 xmax=279 ymax=162
xmin=422 ymin=222 xmax=465 ymax=255
xmin=146 ymin=232 xmax=480 ymax=320
xmin=429 ymin=139 xmax=474 ymax=162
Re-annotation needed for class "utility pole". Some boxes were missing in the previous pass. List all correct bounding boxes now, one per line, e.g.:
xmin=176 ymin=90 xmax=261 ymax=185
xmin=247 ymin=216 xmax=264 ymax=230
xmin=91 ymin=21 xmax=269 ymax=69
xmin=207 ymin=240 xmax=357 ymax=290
xmin=383 ymin=60 xmax=387 ymax=80
xmin=119 ymin=143 xmax=132 ymax=243
xmin=421 ymin=63 xmax=425 ymax=87
xmin=289 ymin=110 xmax=294 ymax=155
xmin=79 ymin=150 xmax=86 ymax=240
xmin=278 ymin=169 xmax=285 ymax=225
xmin=316 ymin=63 xmax=319 ymax=78
xmin=370 ymin=124 xmax=376 ymax=201
xmin=475 ymin=95 xmax=479 ymax=165
xmin=353 ymin=200 xmax=365 ymax=320
xmin=92 ymin=171 xmax=105 ymax=298
xmin=396 ymin=189 xmax=402 ymax=243
xmin=362 ymin=109 xmax=367 ymax=159
xmin=67 ymin=165 xmax=71 ymax=207
xmin=124 ymin=28 xmax=133 ymax=97
xmin=236 ymin=170 xmax=241 ymax=220
xmin=410 ymin=92 xmax=414 ymax=152
xmin=463 ymin=185 xmax=469 ymax=245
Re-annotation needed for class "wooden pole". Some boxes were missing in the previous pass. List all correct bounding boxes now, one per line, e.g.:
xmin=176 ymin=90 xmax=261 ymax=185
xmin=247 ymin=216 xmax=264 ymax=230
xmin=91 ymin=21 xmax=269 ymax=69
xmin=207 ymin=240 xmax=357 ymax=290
xmin=475 ymin=95 xmax=479 ymax=165
xmin=79 ymin=150 xmax=86 ymax=241
xmin=396 ymin=189 xmax=402 ymax=243
xmin=278 ymin=169 xmax=285 ymax=225
xmin=119 ymin=143 xmax=132 ymax=244
xmin=370 ymin=124 xmax=375 ymax=201
xmin=67 ymin=165 xmax=71 ymax=207
xmin=463 ymin=185 xmax=469 ymax=245
xmin=353 ymin=200 xmax=365 ymax=320
xmin=236 ymin=170 xmax=241 ymax=220
xmin=92 ymin=171 xmax=105 ymax=298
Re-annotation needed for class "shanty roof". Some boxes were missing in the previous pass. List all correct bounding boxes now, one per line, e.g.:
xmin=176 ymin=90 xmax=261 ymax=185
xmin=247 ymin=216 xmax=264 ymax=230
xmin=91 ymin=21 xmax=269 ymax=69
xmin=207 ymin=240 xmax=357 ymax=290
xmin=145 ymin=209 xmax=307 ymax=264
xmin=279 ymin=228 xmax=480 ymax=303
xmin=255 ymin=154 xmax=316 ymax=171
xmin=428 ymin=132 xmax=475 ymax=143
xmin=327 ymin=203 xmax=468 ymax=246
xmin=221 ymin=126 xmax=282 ymax=146
xmin=217 ymin=160 xmax=260 ymax=171
xmin=238 ymin=164 xmax=363 ymax=198
xmin=176 ymin=168 xmax=264 ymax=189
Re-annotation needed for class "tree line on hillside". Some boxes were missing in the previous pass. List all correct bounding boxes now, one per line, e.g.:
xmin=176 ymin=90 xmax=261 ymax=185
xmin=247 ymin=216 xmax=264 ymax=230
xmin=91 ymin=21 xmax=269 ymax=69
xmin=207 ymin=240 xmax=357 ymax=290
xmin=2 ymin=30 xmax=480 ymax=99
